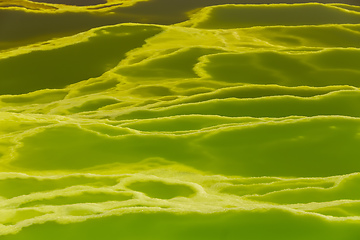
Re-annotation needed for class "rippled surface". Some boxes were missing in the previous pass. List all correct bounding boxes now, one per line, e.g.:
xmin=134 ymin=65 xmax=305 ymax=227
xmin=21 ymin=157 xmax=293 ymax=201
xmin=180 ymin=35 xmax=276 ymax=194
xmin=1 ymin=0 xmax=360 ymax=239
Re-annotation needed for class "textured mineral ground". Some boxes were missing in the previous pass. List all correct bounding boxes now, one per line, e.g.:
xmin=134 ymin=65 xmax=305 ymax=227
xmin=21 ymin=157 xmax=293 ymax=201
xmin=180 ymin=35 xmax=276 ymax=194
xmin=0 ymin=0 xmax=360 ymax=239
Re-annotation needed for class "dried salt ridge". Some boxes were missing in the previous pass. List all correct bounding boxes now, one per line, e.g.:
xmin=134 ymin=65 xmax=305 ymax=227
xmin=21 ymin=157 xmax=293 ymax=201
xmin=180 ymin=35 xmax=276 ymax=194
xmin=0 ymin=2 xmax=360 ymax=239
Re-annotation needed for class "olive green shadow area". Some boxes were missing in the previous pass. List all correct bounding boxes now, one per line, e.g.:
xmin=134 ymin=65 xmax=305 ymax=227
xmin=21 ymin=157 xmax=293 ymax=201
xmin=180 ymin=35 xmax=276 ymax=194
xmin=19 ymin=192 xmax=132 ymax=208
xmin=29 ymin=0 xmax=106 ymax=6
xmin=196 ymin=117 xmax=360 ymax=177
xmin=0 ymin=9 xmax=111 ymax=50
xmin=157 ymin=85 xmax=355 ymax=109
xmin=74 ymin=78 xmax=119 ymax=96
xmin=116 ymin=47 xmax=223 ymax=79
xmin=1 ymin=1 xmax=359 ymax=50
xmin=11 ymin=125 xmax=203 ymax=171
xmin=11 ymin=118 xmax=360 ymax=177
xmin=0 ymin=176 xmax=118 ymax=199
xmin=201 ymin=49 xmax=360 ymax=86
xmin=0 ymin=90 xmax=68 ymax=104
xmin=67 ymin=97 xmax=121 ymax=114
xmin=193 ymin=4 xmax=360 ymax=29
xmin=2 ymin=209 xmax=360 ymax=240
xmin=120 ymin=115 xmax=258 ymax=132
xmin=250 ymin=25 xmax=360 ymax=48
xmin=221 ymin=178 xmax=334 ymax=197
xmin=248 ymin=174 xmax=360 ymax=204
xmin=117 ymin=90 xmax=360 ymax=120
xmin=130 ymin=85 xmax=175 ymax=98
xmin=315 ymin=202 xmax=360 ymax=217
xmin=0 ymin=25 xmax=162 ymax=95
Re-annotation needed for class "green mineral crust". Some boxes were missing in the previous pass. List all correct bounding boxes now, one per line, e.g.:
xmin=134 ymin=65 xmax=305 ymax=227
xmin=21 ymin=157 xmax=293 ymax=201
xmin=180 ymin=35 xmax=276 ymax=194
xmin=0 ymin=1 xmax=360 ymax=239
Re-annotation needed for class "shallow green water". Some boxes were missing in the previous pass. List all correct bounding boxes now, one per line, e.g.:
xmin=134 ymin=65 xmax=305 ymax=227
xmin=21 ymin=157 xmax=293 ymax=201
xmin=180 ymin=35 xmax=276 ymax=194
xmin=0 ymin=0 xmax=360 ymax=239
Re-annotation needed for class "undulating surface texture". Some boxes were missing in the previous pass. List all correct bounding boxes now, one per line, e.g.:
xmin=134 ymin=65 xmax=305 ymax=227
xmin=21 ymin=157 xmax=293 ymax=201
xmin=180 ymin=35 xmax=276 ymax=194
xmin=0 ymin=0 xmax=360 ymax=239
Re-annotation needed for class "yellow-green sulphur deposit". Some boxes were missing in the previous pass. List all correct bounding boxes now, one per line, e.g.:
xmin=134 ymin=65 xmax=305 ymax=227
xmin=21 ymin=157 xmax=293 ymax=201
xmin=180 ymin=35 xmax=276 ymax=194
xmin=1 ymin=0 xmax=360 ymax=239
